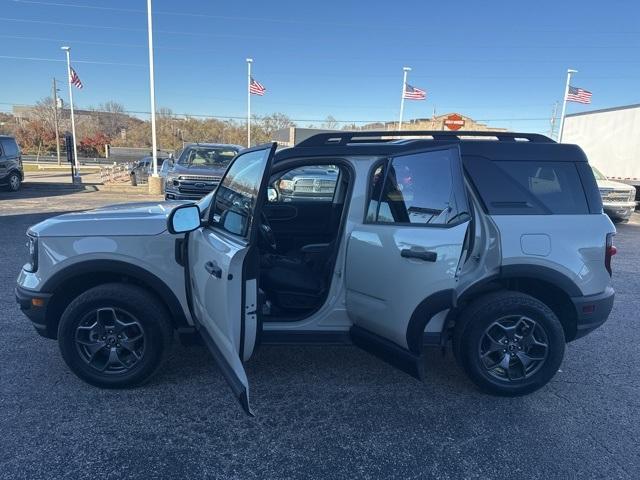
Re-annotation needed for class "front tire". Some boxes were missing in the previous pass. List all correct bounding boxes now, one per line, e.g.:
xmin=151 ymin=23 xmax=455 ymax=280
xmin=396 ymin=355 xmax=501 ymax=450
xmin=7 ymin=171 xmax=21 ymax=191
xmin=58 ymin=283 xmax=173 ymax=388
xmin=453 ymin=291 xmax=565 ymax=396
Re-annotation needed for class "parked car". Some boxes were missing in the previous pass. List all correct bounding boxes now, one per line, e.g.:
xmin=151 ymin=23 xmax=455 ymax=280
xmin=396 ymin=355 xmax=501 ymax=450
xmin=16 ymin=131 xmax=616 ymax=416
xmin=0 ymin=135 xmax=23 ymax=192
xmin=164 ymin=143 xmax=242 ymax=200
xmin=274 ymin=165 xmax=339 ymax=202
xmin=592 ymin=166 xmax=636 ymax=222
xmin=129 ymin=156 xmax=167 ymax=186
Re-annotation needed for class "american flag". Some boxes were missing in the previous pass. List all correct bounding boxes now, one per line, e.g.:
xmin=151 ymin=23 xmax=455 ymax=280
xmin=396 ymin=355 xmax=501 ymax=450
xmin=249 ymin=77 xmax=266 ymax=96
xmin=566 ymin=85 xmax=592 ymax=104
xmin=403 ymin=83 xmax=426 ymax=100
xmin=69 ymin=67 xmax=83 ymax=89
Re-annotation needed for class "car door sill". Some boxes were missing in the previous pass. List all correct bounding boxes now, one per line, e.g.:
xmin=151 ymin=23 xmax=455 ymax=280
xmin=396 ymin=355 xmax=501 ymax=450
xmin=350 ymin=325 xmax=425 ymax=380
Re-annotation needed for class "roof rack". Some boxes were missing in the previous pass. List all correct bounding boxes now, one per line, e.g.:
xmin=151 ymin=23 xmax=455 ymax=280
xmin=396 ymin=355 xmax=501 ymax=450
xmin=295 ymin=130 xmax=555 ymax=148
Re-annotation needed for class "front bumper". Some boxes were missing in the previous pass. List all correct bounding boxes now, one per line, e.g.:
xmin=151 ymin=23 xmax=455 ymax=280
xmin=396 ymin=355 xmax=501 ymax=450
xmin=603 ymin=200 xmax=636 ymax=220
xmin=571 ymin=286 xmax=615 ymax=340
xmin=164 ymin=189 xmax=209 ymax=201
xmin=15 ymin=285 xmax=54 ymax=338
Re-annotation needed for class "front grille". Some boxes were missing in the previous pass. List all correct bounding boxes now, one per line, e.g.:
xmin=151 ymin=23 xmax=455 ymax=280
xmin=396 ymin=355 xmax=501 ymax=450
xmin=293 ymin=178 xmax=336 ymax=194
xmin=603 ymin=191 xmax=635 ymax=202
xmin=178 ymin=175 xmax=221 ymax=182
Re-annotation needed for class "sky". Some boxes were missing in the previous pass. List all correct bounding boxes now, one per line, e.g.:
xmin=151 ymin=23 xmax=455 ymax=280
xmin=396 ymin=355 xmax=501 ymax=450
xmin=1 ymin=0 xmax=639 ymax=134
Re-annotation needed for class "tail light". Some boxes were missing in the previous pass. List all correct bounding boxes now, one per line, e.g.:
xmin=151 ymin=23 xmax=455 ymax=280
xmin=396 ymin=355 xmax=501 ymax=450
xmin=605 ymin=233 xmax=617 ymax=276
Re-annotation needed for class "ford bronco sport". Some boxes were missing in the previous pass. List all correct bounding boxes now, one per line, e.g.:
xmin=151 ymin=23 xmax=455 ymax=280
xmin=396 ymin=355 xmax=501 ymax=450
xmin=16 ymin=131 xmax=616 ymax=415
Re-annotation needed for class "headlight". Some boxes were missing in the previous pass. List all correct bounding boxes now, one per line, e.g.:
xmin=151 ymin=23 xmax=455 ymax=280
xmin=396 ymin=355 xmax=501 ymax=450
xmin=25 ymin=234 xmax=38 ymax=273
xmin=279 ymin=179 xmax=294 ymax=192
xmin=166 ymin=174 xmax=179 ymax=188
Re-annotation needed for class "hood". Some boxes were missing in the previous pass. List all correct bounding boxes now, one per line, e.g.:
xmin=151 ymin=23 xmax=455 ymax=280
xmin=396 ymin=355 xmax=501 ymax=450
xmin=169 ymin=163 xmax=228 ymax=177
xmin=596 ymin=179 xmax=636 ymax=192
xmin=29 ymin=201 xmax=187 ymax=237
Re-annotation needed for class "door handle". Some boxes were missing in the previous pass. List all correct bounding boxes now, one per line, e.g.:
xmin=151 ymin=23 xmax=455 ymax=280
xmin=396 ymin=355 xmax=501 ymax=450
xmin=204 ymin=261 xmax=222 ymax=278
xmin=400 ymin=249 xmax=437 ymax=262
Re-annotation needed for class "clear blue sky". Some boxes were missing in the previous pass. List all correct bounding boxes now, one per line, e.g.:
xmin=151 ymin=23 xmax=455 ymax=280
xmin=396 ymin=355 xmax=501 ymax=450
xmin=1 ymin=0 xmax=639 ymax=133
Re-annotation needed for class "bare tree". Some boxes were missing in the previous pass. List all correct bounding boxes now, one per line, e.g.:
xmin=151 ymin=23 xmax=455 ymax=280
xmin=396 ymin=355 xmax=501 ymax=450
xmin=322 ymin=115 xmax=339 ymax=130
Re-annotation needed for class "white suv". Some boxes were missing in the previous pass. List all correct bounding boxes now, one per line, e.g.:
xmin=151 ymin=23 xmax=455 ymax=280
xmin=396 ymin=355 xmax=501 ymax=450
xmin=16 ymin=131 xmax=616 ymax=415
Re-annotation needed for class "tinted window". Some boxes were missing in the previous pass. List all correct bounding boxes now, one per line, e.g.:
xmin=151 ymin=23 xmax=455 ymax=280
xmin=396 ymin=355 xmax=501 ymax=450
xmin=270 ymin=165 xmax=339 ymax=202
xmin=464 ymin=156 xmax=589 ymax=214
xmin=178 ymin=146 xmax=238 ymax=167
xmin=210 ymin=149 xmax=270 ymax=237
xmin=367 ymin=149 xmax=467 ymax=226
xmin=0 ymin=138 xmax=19 ymax=157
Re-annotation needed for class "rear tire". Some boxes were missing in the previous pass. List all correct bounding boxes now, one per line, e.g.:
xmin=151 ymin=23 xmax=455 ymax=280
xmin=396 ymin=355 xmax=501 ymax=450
xmin=453 ymin=291 xmax=565 ymax=396
xmin=58 ymin=283 xmax=173 ymax=388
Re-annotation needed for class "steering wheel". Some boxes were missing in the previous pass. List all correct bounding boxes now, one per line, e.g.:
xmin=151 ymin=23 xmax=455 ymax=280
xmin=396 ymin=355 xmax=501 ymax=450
xmin=259 ymin=212 xmax=278 ymax=252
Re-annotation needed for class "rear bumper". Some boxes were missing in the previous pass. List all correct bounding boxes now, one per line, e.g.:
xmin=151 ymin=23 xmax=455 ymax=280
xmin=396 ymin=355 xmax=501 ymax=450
xmin=571 ymin=286 xmax=615 ymax=340
xmin=15 ymin=285 xmax=54 ymax=338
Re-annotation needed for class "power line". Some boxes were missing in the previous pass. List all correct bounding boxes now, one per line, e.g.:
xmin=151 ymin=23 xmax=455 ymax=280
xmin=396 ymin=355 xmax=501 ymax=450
xmin=0 ymin=102 xmax=551 ymax=124
xmin=0 ymin=55 xmax=146 ymax=67
xmin=8 ymin=0 xmax=640 ymax=34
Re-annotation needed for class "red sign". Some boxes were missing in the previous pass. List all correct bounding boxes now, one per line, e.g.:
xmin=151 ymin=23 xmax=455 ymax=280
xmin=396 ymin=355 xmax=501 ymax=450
xmin=444 ymin=114 xmax=465 ymax=131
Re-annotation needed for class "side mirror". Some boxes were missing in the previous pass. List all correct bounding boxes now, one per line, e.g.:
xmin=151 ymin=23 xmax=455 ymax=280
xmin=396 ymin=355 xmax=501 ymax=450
xmin=267 ymin=187 xmax=278 ymax=202
xmin=167 ymin=204 xmax=201 ymax=234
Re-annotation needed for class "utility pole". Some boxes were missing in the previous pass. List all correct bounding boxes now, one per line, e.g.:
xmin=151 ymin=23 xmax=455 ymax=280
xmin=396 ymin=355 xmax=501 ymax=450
xmin=549 ymin=101 xmax=559 ymax=140
xmin=146 ymin=0 xmax=159 ymax=179
xmin=52 ymin=77 xmax=61 ymax=165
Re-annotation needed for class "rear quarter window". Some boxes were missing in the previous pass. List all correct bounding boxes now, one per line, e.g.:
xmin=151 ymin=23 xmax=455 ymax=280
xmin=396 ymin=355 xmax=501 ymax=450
xmin=463 ymin=156 xmax=589 ymax=215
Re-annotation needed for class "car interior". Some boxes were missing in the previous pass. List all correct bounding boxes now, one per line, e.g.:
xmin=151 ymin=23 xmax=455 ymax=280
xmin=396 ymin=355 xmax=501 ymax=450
xmin=257 ymin=162 xmax=351 ymax=322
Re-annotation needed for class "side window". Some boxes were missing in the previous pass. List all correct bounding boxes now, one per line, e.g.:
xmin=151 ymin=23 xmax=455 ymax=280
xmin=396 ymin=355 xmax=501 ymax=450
xmin=463 ymin=156 xmax=590 ymax=215
xmin=366 ymin=149 xmax=467 ymax=226
xmin=269 ymin=165 xmax=339 ymax=203
xmin=0 ymin=138 xmax=19 ymax=157
xmin=210 ymin=149 xmax=270 ymax=237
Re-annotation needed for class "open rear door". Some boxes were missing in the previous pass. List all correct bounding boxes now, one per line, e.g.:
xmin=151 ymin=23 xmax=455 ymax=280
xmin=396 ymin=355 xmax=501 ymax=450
xmin=184 ymin=143 xmax=277 ymax=415
xmin=345 ymin=144 xmax=471 ymax=378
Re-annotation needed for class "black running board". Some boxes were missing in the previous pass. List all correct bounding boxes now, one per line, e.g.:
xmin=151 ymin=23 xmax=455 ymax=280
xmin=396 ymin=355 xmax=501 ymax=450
xmin=350 ymin=325 xmax=425 ymax=381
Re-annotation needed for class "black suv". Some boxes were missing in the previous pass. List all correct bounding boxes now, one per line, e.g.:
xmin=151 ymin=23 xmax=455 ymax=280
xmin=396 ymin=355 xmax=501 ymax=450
xmin=164 ymin=143 xmax=242 ymax=200
xmin=0 ymin=135 xmax=23 ymax=192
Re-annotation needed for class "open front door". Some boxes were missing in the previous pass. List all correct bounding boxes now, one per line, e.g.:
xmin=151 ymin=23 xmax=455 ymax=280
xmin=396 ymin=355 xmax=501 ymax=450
xmin=185 ymin=143 xmax=277 ymax=415
xmin=345 ymin=145 xmax=471 ymax=378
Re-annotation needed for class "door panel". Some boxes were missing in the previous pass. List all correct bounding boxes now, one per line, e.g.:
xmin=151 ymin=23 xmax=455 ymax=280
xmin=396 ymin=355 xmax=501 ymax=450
xmin=346 ymin=222 xmax=469 ymax=349
xmin=345 ymin=145 xmax=470 ymax=359
xmin=185 ymin=143 xmax=277 ymax=415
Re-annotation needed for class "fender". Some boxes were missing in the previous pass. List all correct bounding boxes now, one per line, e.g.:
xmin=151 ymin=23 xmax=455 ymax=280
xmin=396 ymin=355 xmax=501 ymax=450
xmin=495 ymin=264 xmax=582 ymax=297
xmin=405 ymin=289 xmax=455 ymax=354
xmin=41 ymin=259 xmax=189 ymax=328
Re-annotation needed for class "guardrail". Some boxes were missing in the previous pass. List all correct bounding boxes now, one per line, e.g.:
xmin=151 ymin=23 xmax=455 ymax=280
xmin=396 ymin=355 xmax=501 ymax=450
xmin=22 ymin=155 xmax=132 ymax=165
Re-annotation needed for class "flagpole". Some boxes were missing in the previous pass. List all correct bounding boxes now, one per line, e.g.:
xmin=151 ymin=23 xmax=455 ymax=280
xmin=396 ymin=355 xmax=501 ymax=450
xmin=557 ymin=68 xmax=577 ymax=143
xmin=61 ymin=46 xmax=80 ymax=179
xmin=146 ymin=0 xmax=158 ymax=177
xmin=397 ymin=66 xmax=411 ymax=131
xmin=247 ymin=58 xmax=252 ymax=147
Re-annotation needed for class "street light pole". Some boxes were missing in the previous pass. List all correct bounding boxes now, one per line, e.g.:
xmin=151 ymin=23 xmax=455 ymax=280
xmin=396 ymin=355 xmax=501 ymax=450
xmin=61 ymin=46 xmax=80 ymax=178
xmin=558 ymin=68 xmax=577 ymax=143
xmin=397 ymin=66 xmax=411 ymax=131
xmin=146 ymin=0 xmax=158 ymax=178
xmin=52 ymin=77 xmax=61 ymax=166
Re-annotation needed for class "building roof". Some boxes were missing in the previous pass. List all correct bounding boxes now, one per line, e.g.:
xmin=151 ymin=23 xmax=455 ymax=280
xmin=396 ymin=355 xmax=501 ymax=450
xmin=565 ymin=103 xmax=640 ymax=118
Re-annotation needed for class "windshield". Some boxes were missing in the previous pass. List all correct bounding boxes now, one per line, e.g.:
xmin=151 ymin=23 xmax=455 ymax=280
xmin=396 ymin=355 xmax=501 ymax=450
xmin=591 ymin=166 xmax=607 ymax=181
xmin=177 ymin=146 xmax=238 ymax=167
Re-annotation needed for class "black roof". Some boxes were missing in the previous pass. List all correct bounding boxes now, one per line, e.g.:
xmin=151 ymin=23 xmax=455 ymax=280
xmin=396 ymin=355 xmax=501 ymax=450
xmin=274 ymin=130 xmax=588 ymax=163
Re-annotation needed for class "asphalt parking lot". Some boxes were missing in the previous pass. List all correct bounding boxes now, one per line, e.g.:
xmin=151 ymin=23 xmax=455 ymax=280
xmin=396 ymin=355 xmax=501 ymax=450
xmin=1 ymin=188 xmax=639 ymax=480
